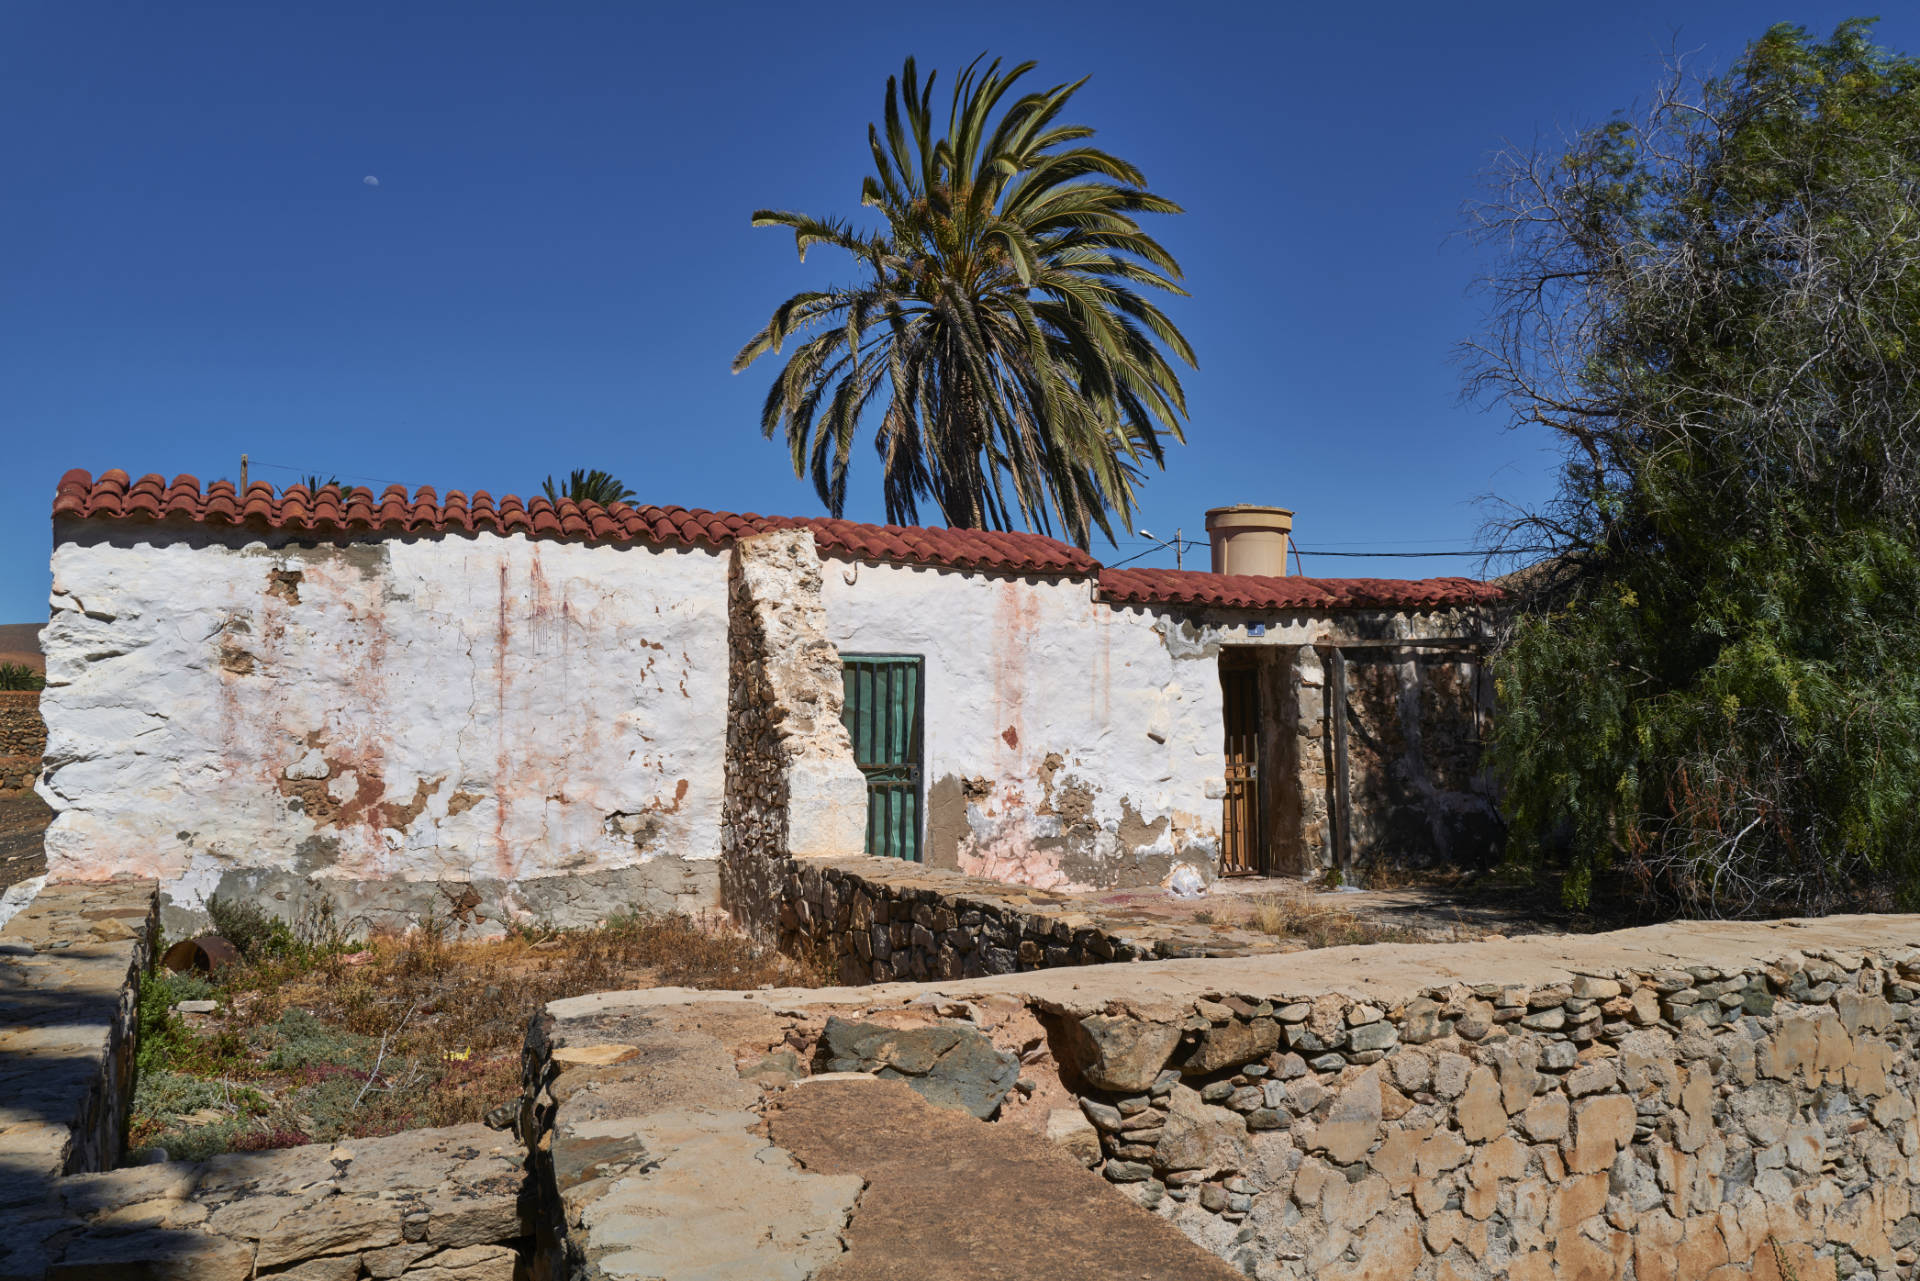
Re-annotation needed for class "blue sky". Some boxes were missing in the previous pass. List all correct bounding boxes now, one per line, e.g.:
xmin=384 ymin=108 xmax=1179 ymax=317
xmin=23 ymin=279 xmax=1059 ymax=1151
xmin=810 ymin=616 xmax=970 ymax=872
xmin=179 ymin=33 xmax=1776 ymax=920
xmin=4 ymin=2 xmax=1915 ymax=623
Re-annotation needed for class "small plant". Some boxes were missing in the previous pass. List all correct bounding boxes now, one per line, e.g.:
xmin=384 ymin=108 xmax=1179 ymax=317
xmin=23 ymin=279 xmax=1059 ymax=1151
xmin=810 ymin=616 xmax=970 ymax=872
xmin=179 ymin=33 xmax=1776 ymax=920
xmin=0 ymin=662 xmax=43 ymax=691
xmin=292 ymin=894 xmax=358 ymax=954
xmin=264 ymin=1008 xmax=373 ymax=1072
xmin=205 ymin=893 xmax=296 ymax=960
xmin=134 ymin=972 xmax=190 ymax=1074
xmin=132 ymin=1068 xmax=226 ymax=1118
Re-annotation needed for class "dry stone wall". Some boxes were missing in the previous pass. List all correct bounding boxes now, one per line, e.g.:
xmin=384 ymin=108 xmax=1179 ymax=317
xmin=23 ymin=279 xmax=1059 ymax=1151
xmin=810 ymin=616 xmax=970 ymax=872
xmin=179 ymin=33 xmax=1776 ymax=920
xmin=1060 ymin=944 xmax=1920 ymax=1280
xmin=1285 ymin=645 xmax=1499 ymax=878
xmin=0 ymin=878 xmax=154 ymax=1188
xmin=772 ymin=855 xmax=1285 ymax=985
xmin=718 ymin=530 xmax=868 ymax=937
xmin=0 ymin=690 xmax=44 ymax=801
xmin=2 ymin=1122 xmax=530 ymax=1280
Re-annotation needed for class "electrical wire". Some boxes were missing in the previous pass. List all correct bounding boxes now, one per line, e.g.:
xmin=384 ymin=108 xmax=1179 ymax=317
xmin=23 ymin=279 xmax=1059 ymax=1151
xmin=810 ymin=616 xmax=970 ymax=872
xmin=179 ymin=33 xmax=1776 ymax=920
xmin=247 ymin=460 xmax=422 ymax=490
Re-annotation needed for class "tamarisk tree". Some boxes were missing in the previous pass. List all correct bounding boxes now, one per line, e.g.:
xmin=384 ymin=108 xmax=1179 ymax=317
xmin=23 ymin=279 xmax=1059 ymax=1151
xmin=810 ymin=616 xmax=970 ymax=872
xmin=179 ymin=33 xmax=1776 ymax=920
xmin=1470 ymin=20 xmax=1920 ymax=915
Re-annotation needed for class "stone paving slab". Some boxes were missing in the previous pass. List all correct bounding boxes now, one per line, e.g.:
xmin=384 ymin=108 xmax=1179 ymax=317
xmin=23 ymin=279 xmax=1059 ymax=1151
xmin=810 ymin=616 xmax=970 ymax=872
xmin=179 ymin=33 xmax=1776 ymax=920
xmin=525 ymin=1002 xmax=866 ymax=1280
xmin=765 ymin=1076 xmax=1245 ymax=1281
xmin=0 ymin=1123 xmax=529 ymax=1281
xmin=526 ymin=984 xmax=1261 ymax=1279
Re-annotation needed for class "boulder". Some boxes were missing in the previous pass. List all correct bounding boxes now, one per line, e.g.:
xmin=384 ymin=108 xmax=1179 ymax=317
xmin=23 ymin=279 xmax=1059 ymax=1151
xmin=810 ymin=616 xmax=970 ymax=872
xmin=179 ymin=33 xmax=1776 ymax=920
xmin=1063 ymin=1014 xmax=1183 ymax=1093
xmin=1045 ymin=1108 xmax=1103 ymax=1167
xmin=1152 ymin=1084 xmax=1250 ymax=1177
xmin=1179 ymin=1018 xmax=1281 ymax=1076
xmin=816 ymin=1017 xmax=1018 ymax=1120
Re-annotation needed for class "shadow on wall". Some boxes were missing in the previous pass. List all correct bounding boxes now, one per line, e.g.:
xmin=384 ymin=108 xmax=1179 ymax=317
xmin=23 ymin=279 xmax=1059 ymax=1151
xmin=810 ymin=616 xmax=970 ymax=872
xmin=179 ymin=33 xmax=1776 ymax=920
xmin=1340 ymin=650 xmax=1503 ymax=872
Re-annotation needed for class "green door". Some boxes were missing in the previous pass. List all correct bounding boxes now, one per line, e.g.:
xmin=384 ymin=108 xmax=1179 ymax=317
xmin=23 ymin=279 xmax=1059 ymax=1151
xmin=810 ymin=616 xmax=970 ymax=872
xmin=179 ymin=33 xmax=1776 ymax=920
xmin=840 ymin=654 xmax=924 ymax=860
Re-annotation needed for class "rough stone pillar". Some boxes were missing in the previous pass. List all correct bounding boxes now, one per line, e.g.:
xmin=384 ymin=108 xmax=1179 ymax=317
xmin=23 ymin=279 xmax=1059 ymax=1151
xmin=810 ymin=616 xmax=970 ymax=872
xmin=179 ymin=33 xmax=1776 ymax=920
xmin=719 ymin=530 xmax=868 ymax=937
xmin=1290 ymin=644 xmax=1333 ymax=870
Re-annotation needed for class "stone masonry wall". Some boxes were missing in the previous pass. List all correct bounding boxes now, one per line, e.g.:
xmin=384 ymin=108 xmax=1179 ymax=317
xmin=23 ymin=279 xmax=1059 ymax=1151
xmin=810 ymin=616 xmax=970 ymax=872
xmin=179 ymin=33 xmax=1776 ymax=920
xmin=3 ymin=1123 xmax=530 ymax=1280
xmin=719 ymin=530 xmax=868 ymax=940
xmin=1288 ymin=645 xmax=1499 ymax=876
xmin=0 ymin=878 xmax=155 ymax=1189
xmin=1058 ymin=942 xmax=1920 ymax=1280
xmin=773 ymin=855 xmax=1286 ymax=985
xmin=0 ymin=690 xmax=44 ymax=801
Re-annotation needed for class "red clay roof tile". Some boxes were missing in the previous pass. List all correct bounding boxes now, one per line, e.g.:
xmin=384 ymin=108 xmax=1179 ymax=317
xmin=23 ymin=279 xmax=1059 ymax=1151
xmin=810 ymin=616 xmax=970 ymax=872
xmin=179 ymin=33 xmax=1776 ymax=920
xmin=51 ymin=470 xmax=1501 ymax=610
xmin=52 ymin=469 xmax=1096 ymax=577
xmin=1098 ymin=566 xmax=1503 ymax=612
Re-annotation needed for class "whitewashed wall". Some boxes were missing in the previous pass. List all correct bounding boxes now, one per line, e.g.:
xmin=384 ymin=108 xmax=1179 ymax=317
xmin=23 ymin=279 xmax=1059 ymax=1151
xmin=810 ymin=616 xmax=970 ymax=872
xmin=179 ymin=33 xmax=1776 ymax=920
xmin=39 ymin=522 xmax=730 ymax=920
xmin=39 ymin=521 xmax=1493 ymax=910
xmin=820 ymin=562 xmax=1225 ymax=890
xmin=820 ymin=561 xmax=1494 ymax=890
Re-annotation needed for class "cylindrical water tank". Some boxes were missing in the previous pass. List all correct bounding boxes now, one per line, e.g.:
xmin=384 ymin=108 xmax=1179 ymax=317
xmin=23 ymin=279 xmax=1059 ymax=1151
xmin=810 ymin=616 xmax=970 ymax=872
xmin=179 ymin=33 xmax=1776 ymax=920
xmin=1204 ymin=505 xmax=1294 ymax=577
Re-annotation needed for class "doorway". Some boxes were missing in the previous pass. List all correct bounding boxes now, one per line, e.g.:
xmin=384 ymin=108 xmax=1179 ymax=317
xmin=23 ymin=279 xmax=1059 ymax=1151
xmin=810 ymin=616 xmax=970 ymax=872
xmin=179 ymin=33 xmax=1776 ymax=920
xmin=1218 ymin=647 xmax=1304 ymax=877
xmin=1218 ymin=650 xmax=1263 ymax=875
xmin=840 ymin=654 xmax=924 ymax=861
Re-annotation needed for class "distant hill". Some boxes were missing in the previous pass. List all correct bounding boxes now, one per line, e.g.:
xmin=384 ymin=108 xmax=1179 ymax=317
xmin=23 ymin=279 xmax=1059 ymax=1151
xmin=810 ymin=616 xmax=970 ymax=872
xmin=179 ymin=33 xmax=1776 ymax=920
xmin=0 ymin=623 xmax=43 ymax=674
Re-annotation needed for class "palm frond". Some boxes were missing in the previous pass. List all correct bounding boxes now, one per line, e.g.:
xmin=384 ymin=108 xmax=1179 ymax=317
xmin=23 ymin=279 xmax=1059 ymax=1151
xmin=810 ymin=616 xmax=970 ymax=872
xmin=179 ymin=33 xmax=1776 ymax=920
xmin=734 ymin=55 xmax=1197 ymax=546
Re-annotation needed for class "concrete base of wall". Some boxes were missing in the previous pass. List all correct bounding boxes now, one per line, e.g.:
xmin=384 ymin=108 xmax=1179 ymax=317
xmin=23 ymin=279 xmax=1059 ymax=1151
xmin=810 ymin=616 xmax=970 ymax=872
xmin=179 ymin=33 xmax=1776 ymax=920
xmin=167 ymin=857 xmax=721 ymax=940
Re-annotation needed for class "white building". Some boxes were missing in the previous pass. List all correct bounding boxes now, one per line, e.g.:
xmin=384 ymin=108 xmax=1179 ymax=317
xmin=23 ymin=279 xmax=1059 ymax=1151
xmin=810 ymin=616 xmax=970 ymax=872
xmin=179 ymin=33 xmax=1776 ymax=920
xmin=40 ymin=469 xmax=1501 ymax=932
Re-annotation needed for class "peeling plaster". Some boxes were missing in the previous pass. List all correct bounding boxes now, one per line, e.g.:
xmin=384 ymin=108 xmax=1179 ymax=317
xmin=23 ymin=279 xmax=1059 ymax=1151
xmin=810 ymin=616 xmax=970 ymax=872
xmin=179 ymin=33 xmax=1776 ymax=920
xmin=39 ymin=518 xmax=1495 ymax=901
xmin=821 ymin=563 xmax=1225 ymax=890
xmin=40 ymin=523 xmax=731 ymax=893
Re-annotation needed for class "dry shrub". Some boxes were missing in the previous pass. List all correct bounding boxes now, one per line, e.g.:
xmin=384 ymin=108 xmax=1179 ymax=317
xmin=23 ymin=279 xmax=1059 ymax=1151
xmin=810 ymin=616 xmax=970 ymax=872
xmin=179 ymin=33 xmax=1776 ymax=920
xmin=1245 ymin=895 xmax=1435 ymax=949
xmin=132 ymin=908 xmax=824 ymax=1159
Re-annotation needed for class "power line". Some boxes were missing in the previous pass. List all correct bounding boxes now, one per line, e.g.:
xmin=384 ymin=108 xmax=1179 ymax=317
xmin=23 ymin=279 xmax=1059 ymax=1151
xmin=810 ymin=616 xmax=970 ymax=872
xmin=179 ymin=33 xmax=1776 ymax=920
xmin=247 ymin=459 xmax=423 ymax=490
xmin=1293 ymin=548 xmax=1488 ymax=558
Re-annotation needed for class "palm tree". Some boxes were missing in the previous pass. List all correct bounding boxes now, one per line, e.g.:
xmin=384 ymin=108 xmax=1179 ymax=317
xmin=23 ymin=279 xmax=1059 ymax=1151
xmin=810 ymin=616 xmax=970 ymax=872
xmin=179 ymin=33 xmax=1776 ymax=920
xmin=734 ymin=56 xmax=1196 ymax=547
xmin=542 ymin=469 xmax=636 ymax=507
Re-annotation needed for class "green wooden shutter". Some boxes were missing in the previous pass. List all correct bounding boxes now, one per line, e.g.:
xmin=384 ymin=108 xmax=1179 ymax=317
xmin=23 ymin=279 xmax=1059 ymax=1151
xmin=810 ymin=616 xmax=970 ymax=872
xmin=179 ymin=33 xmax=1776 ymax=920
xmin=840 ymin=654 xmax=924 ymax=861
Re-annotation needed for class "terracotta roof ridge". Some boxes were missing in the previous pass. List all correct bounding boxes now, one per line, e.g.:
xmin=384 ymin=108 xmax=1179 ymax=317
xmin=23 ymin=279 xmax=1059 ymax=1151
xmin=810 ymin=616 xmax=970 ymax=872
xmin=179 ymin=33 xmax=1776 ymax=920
xmin=51 ymin=469 xmax=1097 ymax=578
xmin=51 ymin=470 xmax=1499 ymax=607
xmin=1098 ymin=565 xmax=1503 ymax=612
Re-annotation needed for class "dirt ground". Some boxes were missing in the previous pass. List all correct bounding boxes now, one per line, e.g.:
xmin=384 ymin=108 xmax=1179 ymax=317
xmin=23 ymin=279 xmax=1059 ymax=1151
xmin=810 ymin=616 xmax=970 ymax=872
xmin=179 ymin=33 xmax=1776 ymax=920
xmin=1055 ymin=870 xmax=1570 ymax=953
xmin=766 ymin=1078 xmax=1245 ymax=1281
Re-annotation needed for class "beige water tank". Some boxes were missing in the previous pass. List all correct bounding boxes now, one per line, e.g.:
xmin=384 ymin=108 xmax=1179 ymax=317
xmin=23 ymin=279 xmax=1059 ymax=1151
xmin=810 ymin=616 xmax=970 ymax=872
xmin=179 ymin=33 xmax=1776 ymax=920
xmin=1205 ymin=505 xmax=1294 ymax=577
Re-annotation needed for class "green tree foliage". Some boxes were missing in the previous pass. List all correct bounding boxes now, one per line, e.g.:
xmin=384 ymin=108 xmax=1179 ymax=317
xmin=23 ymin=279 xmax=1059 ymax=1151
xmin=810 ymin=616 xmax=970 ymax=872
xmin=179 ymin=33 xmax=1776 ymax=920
xmin=1470 ymin=20 xmax=1920 ymax=916
xmin=542 ymin=469 xmax=635 ymax=507
xmin=734 ymin=56 xmax=1196 ymax=547
xmin=297 ymin=474 xmax=340 ymax=493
